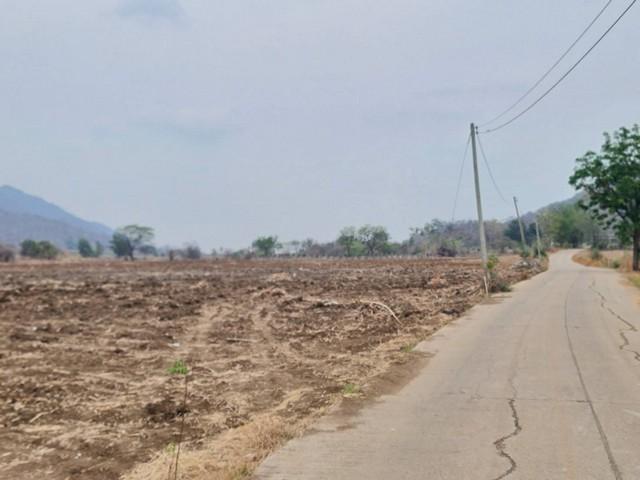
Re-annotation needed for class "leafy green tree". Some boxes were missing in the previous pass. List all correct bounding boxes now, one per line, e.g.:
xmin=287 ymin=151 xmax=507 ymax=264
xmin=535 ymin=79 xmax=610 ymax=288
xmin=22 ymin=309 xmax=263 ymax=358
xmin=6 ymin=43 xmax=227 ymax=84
xmin=569 ymin=125 xmax=640 ymax=270
xmin=525 ymin=223 xmax=538 ymax=245
xmin=38 ymin=241 xmax=59 ymax=259
xmin=358 ymin=225 xmax=391 ymax=256
xmin=252 ymin=236 xmax=280 ymax=257
xmin=78 ymin=238 xmax=91 ymax=257
xmin=20 ymin=239 xmax=40 ymax=258
xmin=537 ymin=201 xmax=606 ymax=249
xmin=337 ymin=227 xmax=364 ymax=257
xmin=548 ymin=205 xmax=587 ymax=247
xmin=504 ymin=219 xmax=537 ymax=247
xmin=504 ymin=220 xmax=523 ymax=243
xmin=20 ymin=240 xmax=59 ymax=259
xmin=110 ymin=225 xmax=155 ymax=260
xmin=78 ymin=238 xmax=96 ymax=258
xmin=110 ymin=232 xmax=133 ymax=260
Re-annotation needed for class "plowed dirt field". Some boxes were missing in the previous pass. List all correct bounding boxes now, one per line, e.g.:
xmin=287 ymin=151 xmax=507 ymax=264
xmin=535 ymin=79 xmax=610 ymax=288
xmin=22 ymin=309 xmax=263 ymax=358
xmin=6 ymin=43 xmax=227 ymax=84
xmin=0 ymin=256 xmax=544 ymax=479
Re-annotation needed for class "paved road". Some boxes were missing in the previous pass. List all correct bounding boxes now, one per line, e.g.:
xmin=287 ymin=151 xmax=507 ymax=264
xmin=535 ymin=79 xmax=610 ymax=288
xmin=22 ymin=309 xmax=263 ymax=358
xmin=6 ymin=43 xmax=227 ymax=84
xmin=255 ymin=251 xmax=640 ymax=479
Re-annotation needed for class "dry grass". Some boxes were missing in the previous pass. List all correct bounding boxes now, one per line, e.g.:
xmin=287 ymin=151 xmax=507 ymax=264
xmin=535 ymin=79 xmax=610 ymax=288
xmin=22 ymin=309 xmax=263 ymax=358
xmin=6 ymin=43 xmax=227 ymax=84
xmin=573 ymin=250 xmax=640 ymax=291
xmin=125 ymin=414 xmax=308 ymax=480
xmin=573 ymin=250 xmax=633 ymax=270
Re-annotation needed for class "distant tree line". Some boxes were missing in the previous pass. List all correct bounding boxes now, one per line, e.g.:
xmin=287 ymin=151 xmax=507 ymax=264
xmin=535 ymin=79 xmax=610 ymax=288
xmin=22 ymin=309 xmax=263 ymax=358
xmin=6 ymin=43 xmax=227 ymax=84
xmin=225 ymin=206 xmax=621 ymax=260
xmin=226 ymin=220 xmax=539 ymax=259
xmin=0 ymin=206 xmax=620 ymax=263
xmin=5 ymin=124 xmax=637 ymax=267
xmin=7 ymin=124 xmax=638 ymax=266
xmin=226 ymin=124 xmax=639 ymax=265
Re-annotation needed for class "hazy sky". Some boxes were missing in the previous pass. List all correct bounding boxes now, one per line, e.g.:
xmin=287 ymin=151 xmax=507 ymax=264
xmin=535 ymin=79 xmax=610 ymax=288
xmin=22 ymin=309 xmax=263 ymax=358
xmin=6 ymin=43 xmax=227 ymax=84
xmin=1 ymin=0 xmax=638 ymax=249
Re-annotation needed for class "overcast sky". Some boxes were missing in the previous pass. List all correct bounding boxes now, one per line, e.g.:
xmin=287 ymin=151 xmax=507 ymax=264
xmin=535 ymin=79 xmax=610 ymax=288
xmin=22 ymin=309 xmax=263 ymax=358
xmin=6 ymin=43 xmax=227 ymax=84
xmin=1 ymin=0 xmax=638 ymax=249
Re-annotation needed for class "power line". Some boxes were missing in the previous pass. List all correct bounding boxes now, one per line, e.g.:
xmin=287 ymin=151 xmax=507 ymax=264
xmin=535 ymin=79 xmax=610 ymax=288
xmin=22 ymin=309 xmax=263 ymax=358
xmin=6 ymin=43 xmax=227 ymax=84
xmin=476 ymin=132 xmax=509 ymax=204
xmin=480 ymin=0 xmax=614 ymax=128
xmin=482 ymin=0 xmax=638 ymax=134
xmin=451 ymin=133 xmax=471 ymax=221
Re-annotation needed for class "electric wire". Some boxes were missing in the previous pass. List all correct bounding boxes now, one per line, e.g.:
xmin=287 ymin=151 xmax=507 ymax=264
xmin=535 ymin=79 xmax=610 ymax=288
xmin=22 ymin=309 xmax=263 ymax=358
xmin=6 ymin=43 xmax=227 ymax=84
xmin=480 ymin=0 xmax=614 ymax=128
xmin=476 ymin=133 xmax=509 ymax=205
xmin=481 ymin=0 xmax=638 ymax=134
xmin=451 ymin=133 xmax=472 ymax=222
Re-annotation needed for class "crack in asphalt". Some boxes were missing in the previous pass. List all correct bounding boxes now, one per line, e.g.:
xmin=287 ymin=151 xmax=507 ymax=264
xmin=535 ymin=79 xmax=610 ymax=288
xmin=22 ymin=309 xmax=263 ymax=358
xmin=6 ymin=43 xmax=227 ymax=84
xmin=490 ymin=345 xmax=524 ymax=480
xmin=590 ymin=281 xmax=640 ymax=363
xmin=491 ymin=397 xmax=522 ymax=480
xmin=567 ymin=278 xmax=623 ymax=480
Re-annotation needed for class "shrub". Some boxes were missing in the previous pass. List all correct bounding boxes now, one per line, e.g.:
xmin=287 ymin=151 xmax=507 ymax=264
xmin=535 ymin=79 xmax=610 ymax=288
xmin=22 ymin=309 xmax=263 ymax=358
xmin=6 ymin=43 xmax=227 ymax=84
xmin=536 ymin=246 xmax=548 ymax=258
xmin=437 ymin=239 xmax=458 ymax=257
xmin=486 ymin=255 xmax=511 ymax=293
xmin=519 ymin=247 xmax=532 ymax=259
xmin=590 ymin=247 xmax=602 ymax=261
xmin=489 ymin=277 xmax=511 ymax=293
xmin=487 ymin=254 xmax=500 ymax=271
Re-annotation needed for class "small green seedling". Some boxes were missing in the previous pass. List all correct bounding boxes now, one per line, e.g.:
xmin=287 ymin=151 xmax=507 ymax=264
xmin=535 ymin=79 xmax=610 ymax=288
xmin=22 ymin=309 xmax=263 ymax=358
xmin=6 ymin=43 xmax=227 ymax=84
xmin=400 ymin=343 xmax=416 ymax=353
xmin=168 ymin=359 xmax=189 ymax=376
xmin=342 ymin=383 xmax=360 ymax=396
xmin=167 ymin=359 xmax=190 ymax=480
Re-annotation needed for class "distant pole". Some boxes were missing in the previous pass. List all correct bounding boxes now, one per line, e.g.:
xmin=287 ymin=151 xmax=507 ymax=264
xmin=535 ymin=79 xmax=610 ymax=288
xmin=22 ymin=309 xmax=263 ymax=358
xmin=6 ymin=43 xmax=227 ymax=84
xmin=535 ymin=220 xmax=542 ymax=258
xmin=513 ymin=196 xmax=527 ymax=253
xmin=470 ymin=123 xmax=489 ymax=295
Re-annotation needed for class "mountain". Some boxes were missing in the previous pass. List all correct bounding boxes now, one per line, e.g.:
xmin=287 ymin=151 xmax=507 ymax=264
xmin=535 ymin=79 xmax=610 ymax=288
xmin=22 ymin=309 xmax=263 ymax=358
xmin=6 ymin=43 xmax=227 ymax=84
xmin=520 ymin=192 xmax=585 ymax=224
xmin=0 ymin=185 xmax=112 ymax=249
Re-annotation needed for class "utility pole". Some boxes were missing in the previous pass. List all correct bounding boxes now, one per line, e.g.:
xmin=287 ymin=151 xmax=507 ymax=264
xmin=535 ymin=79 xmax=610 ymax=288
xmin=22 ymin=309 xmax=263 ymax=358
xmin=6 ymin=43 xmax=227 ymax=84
xmin=535 ymin=220 xmax=542 ymax=258
xmin=513 ymin=196 xmax=527 ymax=253
xmin=470 ymin=123 xmax=489 ymax=295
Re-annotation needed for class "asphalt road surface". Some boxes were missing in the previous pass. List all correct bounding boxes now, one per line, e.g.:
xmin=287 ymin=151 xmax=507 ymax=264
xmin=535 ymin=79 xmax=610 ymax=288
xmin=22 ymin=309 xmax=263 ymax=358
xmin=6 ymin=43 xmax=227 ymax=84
xmin=255 ymin=250 xmax=640 ymax=479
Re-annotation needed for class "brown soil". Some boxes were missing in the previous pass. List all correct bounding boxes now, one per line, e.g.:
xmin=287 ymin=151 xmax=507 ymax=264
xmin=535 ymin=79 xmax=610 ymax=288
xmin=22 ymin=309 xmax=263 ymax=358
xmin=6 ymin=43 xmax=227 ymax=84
xmin=0 ymin=256 xmax=544 ymax=479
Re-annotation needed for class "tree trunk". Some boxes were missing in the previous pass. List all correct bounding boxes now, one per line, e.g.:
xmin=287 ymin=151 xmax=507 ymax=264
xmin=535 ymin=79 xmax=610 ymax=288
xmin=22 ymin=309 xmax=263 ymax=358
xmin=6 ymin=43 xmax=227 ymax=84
xmin=634 ymin=230 xmax=640 ymax=272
